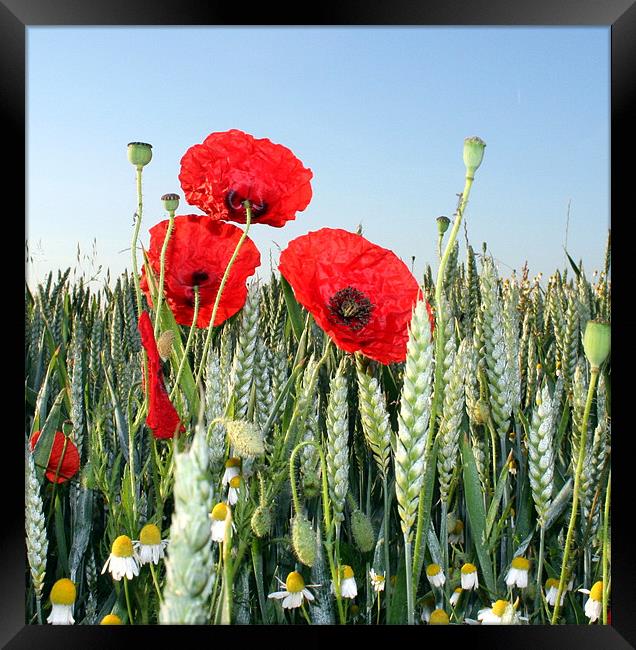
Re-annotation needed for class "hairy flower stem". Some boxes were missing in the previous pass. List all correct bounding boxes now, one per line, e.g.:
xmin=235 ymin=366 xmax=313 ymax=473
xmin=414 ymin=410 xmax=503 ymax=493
xmin=195 ymin=201 xmax=253 ymax=386
xmin=154 ymin=209 xmax=176 ymax=337
xmin=131 ymin=166 xmax=145 ymax=316
xmin=551 ymin=367 xmax=599 ymax=623
xmin=602 ymin=470 xmax=611 ymax=624
xmin=412 ymin=174 xmax=474 ymax=591
xmin=170 ymin=287 xmax=200 ymax=400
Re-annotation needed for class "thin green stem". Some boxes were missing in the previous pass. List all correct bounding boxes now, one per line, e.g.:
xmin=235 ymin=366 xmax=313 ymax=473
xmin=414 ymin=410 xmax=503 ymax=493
xmin=382 ymin=475 xmax=391 ymax=617
xmin=195 ymin=200 xmax=253 ymax=387
xmin=536 ymin=525 xmax=546 ymax=623
xmin=551 ymin=367 xmax=599 ymax=624
xmin=149 ymin=563 xmax=163 ymax=603
xmin=404 ymin=533 xmax=414 ymax=625
xmin=170 ymin=286 xmax=200 ymax=399
xmin=602 ymin=469 xmax=611 ymax=625
xmin=123 ymin=576 xmax=134 ymax=624
xmin=131 ymin=166 xmax=144 ymax=316
xmin=154 ymin=210 xmax=176 ymax=337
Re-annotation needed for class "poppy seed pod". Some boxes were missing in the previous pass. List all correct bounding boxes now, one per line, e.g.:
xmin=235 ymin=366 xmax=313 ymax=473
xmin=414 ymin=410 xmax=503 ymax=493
xmin=161 ymin=193 xmax=180 ymax=212
xmin=127 ymin=142 xmax=153 ymax=167
xmin=291 ymin=514 xmax=317 ymax=567
xmin=436 ymin=216 xmax=450 ymax=235
xmin=583 ymin=320 xmax=611 ymax=369
xmin=350 ymin=510 xmax=375 ymax=553
xmin=463 ymin=136 xmax=486 ymax=178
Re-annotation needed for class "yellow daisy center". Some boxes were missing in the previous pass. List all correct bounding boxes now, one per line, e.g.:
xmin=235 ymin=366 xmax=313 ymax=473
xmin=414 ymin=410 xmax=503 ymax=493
xmin=286 ymin=571 xmax=305 ymax=593
xmin=225 ymin=457 xmax=241 ymax=468
xmin=492 ymin=600 xmax=509 ymax=617
xmin=111 ymin=535 xmax=134 ymax=558
xmin=341 ymin=565 xmax=354 ymax=580
xmin=50 ymin=578 xmax=76 ymax=605
xmin=100 ymin=614 xmax=123 ymax=625
xmin=229 ymin=475 xmax=241 ymax=489
xmin=454 ymin=587 xmax=463 ymax=594
xmin=211 ymin=503 xmax=228 ymax=521
xmin=426 ymin=563 xmax=442 ymax=577
xmin=545 ymin=578 xmax=559 ymax=590
xmin=461 ymin=563 xmax=477 ymax=574
xmin=373 ymin=574 xmax=385 ymax=584
xmin=429 ymin=609 xmax=450 ymax=625
xmin=139 ymin=523 xmax=161 ymax=546
xmin=511 ymin=556 xmax=530 ymax=571
xmin=590 ymin=581 xmax=604 ymax=602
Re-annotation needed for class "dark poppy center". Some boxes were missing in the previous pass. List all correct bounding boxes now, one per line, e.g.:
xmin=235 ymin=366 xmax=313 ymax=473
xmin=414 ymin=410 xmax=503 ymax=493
xmin=226 ymin=189 xmax=268 ymax=219
xmin=327 ymin=286 xmax=374 ymax=331
xmin=190 ymin=270 xmax=209 ymax=286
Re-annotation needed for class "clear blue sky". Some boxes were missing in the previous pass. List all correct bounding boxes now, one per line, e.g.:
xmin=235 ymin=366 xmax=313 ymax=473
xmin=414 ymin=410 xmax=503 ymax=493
xmin=26 ymin=27 xmax=609 ymax=289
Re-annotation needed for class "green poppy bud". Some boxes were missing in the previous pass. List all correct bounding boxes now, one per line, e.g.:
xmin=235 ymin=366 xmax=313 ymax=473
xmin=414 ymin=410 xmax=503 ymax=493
xmin=583 ymin=320 xmax=611 ymax=369
xmin=463 ymin=136 xmax=486 ymax=178
xmin=302 ymin=469 xmax=321 ymax=499
xmin=250 ymin=504 xmax=272 ymax=538
xmin=127 ymin=141 xmax=153 ymax=167
xmin=350 ymin=509 xmax=375 ymax=553
xmin=161 ymin=193 xmax=180 ymax=213
xmin=436 ymin=216 xmax=450 ymax=235
xmin=291 ymin=514 xmax=317 ymax=567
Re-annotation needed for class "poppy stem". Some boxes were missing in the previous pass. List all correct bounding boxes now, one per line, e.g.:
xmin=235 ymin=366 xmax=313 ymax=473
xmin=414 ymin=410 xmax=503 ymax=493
xmin=131 ymin=165 xmax=145 ymax=316
xmin=154 ymin=209 xmax=176 ymax=338
xmin=170 ymin=286 xmax=200 ymax=400
xmin=195 ymin=201 xmax=253 ymax=387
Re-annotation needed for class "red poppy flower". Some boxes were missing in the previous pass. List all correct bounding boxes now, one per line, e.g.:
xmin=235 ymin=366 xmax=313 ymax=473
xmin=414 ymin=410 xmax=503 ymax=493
xmin=138 ymin=310 xmax=185 ymax=440
xmin=278 ymin=228 xmax=428 ymax=364
xmin=140 ymin=214 xmax=260 ymax=328
xmin=29 ymin=430 xmax=80 ymax=484
xmin=178 ymin=129 xmax=313 ymax=228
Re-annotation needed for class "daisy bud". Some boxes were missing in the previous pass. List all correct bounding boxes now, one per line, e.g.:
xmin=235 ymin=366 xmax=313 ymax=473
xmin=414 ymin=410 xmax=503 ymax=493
xmin=350 ymin=509 xmax=375 ymax=553
xmin=436 ymin=216 xmax=451 ymax=235
xmin=161 ymin=193 xmax=180 ymax=213
xmin=225 ymin=420 xmax=265 ymax=458
xmin=127 ymin=142 xmax=153 ymax=168
xmin=582 ymin=320 xmax=611 ymax=369
xmin=463 ymin=136 xmax=486 ymax=178
xmin=251 ymin=504 xmax=272 ymax=538
xmin=99 ymin=614 xmax=123 ymax=625
xmin=429 ymin=609 xmax=450 ymax=625
xmin=291 ymin=514 xmax=317 ymax=567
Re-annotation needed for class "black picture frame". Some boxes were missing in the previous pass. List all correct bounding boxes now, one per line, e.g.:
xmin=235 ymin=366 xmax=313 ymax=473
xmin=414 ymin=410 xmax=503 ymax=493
xmin=7 ymin=1 xmax=634 ymax=648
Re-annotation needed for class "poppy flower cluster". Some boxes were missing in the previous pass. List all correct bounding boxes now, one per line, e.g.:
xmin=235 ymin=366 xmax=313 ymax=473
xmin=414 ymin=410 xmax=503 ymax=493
xmin=138 ymin=310 xmax=185 ymax=439
xmin=29 ymin=430 xmax=80 ymax=484
xmin=141 ymin=215 xmax=260 ymax=329
xmin=279 ymin=228 xmax=425 ymax=364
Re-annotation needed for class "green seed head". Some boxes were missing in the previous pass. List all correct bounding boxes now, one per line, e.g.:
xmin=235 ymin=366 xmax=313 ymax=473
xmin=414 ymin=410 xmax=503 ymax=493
xmin=470 ymin=400 xmax=490 ymax=426
xmin=582 ymin=320 xmax=611 ymax=369
xmin=291 ymin=514 xmax=317 ymax=567
xmin=463 ymin=136 xmax=486 ymax=178
xmin=127 ymin=142 xmax=153 ymax=167
xmin=350 ymin=509 xmax=375 ymax=553
xmin=436 ymin=216 xmax=451 ymax=235
xmin=250 ymin=504 xmax=272 ymax=538
xmin=161 ymin=193 xmax=180 ymax=213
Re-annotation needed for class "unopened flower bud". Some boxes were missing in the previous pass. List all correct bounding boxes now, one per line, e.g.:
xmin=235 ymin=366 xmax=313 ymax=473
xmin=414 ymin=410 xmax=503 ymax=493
xmin=127 ymin=142 xmax=153 ymax=168
xmin=350 ymin=509 xmax=375 ymax=553
xmin=463 ymin=136 xmax=486 ymax=178
xmin=251 ymin=504 xmax=272 ymax=538
xmin=583 ymin=320 xmax=611 ymax=369
xmin=291 ymin=514 xmax=317 ymax=567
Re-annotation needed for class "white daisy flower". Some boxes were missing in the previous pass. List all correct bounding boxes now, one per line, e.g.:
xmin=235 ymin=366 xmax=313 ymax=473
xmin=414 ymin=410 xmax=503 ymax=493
xmin=227 ymin=475 xmax=242 ymax=506
xmin=505 ymin=556 xmax=531 ymax=589
xmin=222 ymin=457 xmax=241 ymax=486
xmin=133 ymin=523 xmax=168 ymax=566
xmin=369 ymin=569 xmax=386 ymax=593
xmin=478 ymin=599 xmax=524 ymax=625
xmin=331 ymin=565 xmax=357 ymax=599
xmin=450 ymin=587 xmax=462 ymax=607
xmin=101 ymin=535 xmax=140 ymax=581
xmin=47 ymin=578 xmax=76 ymax=625
xmin=579 ymin=581 xmax=604 ymax=623
xmin=460 ymin=563 xmax=479 ymax=590
xmin=425 ymin=563 xmax=445 ymax=588
xmin=545 ymin=578 xmax=565 ymax=607
xmin=210 ymin=502 xmax=231 ymax=542
xmin=268 ymin=571 xmax=319 ymax=609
